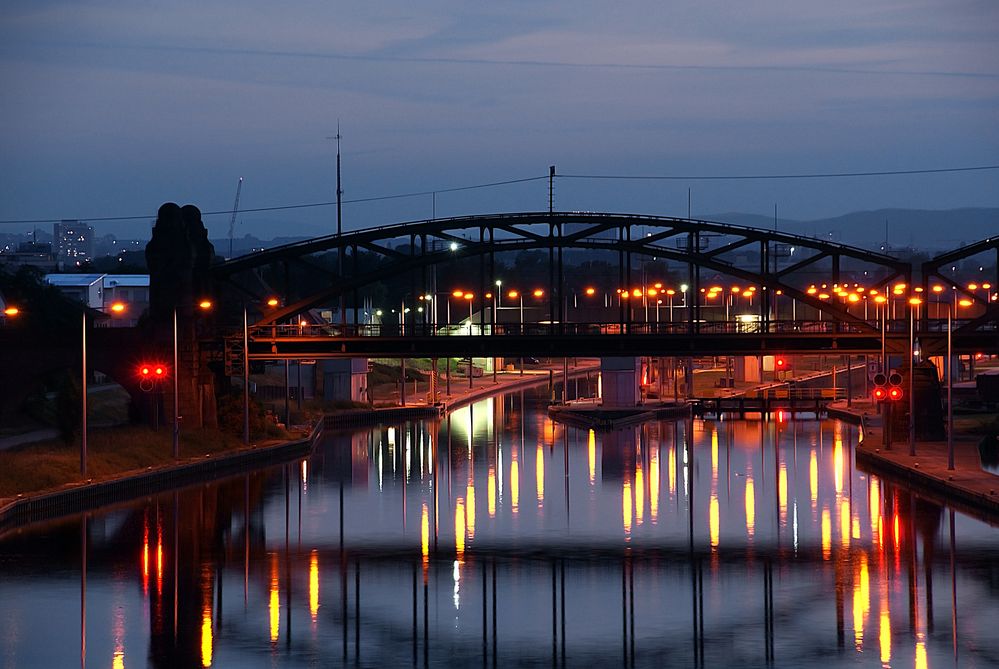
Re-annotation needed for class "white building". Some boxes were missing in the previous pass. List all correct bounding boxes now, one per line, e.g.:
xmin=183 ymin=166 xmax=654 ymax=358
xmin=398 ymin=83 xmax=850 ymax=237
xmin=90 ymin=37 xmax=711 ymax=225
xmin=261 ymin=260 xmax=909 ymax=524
xmin=44 ymin=273 xmax=150 ymax=326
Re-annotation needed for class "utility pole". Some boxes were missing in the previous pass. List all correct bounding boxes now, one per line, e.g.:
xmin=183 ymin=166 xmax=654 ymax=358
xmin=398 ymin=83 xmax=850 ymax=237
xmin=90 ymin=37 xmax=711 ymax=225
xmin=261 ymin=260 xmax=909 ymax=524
xmin=328 ymin=124 xmax=346 ymax=327
xmin=549 ymin=165 xmax=555 ymax=213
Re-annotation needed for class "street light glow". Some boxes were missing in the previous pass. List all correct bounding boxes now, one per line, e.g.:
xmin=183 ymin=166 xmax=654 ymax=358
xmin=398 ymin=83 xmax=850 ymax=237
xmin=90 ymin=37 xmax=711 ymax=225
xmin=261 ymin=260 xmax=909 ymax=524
xmin=452 ymin=290 xmax=465 ymax=298
xmin=266 ymin=297 xmax=279 ymax=307
xmin=533 ymin=289 xmax=544 ymax=298
xmin=2 ymin=307 xmax=18 ymax=316
xmin=110 ymin=302 xmax=126 ymax=313
xmin=198 ymin=300 xmax=213 ymax=310
xmin=585 ymin=287 xmax=596 ymax=296
xmin=507 ymin=290 xmax=518 ymax=299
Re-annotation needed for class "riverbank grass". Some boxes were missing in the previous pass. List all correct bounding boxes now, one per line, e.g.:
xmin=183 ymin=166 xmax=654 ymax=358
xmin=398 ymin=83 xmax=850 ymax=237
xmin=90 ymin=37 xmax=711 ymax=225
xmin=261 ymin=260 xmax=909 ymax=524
xmin=0 ymin=426 xmax=256 ymax=500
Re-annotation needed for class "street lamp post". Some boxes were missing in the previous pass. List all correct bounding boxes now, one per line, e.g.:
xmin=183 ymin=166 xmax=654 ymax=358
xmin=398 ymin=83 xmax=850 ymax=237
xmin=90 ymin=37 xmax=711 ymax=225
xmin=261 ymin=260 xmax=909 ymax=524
xmin=173 ymin=308 xmax=179 ymax=458
xmin=81 ymin=312 xmax=87 ymax=477
xmin=947 ymin=302 xmax=954 ymax=470
xmin=243 ymin=306 xmax=250 ymax=447
xmin=909 ymin=297 xmax=920 ymax=456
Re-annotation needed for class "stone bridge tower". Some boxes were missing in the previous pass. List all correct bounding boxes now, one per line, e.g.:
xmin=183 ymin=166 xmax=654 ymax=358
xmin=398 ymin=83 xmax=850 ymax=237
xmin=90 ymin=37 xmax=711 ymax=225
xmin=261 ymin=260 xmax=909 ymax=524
xmin=145 ymin=203 xmax=218 ymax=429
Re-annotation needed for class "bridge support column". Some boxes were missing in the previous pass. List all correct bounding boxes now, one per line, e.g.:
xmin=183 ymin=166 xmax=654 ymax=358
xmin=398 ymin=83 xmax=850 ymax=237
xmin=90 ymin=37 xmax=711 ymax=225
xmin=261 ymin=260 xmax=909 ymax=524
xmin=600 ymin=358 xmax=640 ymax=407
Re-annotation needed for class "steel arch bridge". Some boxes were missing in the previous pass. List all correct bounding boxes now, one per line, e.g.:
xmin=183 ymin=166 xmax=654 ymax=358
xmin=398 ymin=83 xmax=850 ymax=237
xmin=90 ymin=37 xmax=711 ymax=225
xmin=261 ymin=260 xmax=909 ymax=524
xmin=214 ymin=212 xmax=908 ymax=325
xmin=210 ymin=212 xmax=996 ymax=359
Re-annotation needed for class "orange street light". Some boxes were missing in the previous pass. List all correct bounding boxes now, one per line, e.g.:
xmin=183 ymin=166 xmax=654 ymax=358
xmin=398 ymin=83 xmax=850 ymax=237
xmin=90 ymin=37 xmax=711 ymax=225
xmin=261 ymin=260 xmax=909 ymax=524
xmin=958 ymin=298 xmax=973 ymax=307
xmin=585 ymin=287 xmax=596 ymax=296
xmin=266 ymin=297 xmax=280 ymax=307
xmin=631 ymin=288 xmax=642 ymax=298
xmin=931 ymin=285 xmax=944 ymax=294
xmin=198 ymin=299 xmax=213 ymax=310
xmin=533 ymin=289 xmax=544 ymax=298
xmin=464 ymin=293 xmax=474 ymax=300
xmin=452 ymin=290 xmax=465 ymax=298
xmin=3 ymin=306 xmax=19 ymax=317
xmin=110 ymin=301 xmax=126 ymax=314
xmin=507 ymin=289 xmax=519 ymax=299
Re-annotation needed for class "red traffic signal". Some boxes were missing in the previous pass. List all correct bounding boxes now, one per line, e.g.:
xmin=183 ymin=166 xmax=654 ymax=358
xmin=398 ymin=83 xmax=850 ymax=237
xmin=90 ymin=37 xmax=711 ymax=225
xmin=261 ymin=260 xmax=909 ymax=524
xmin=888 ymin=386 xmax=903 ymax=401
xmin=139 ymin=363 xmax=167 ymax=379
xmin=887 ymin=372 xmax=903 ymax=401
xmin=776 ymin=357 xmax=786 ymax=369
xmin=873 ymin=386 xmax=887 ymax=401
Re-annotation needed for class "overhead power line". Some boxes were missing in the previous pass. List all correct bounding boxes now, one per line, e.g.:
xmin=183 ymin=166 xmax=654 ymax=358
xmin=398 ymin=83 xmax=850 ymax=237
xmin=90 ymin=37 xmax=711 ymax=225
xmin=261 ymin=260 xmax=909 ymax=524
xmin=1 ymin=164 xmax=996 ymax=226
xmin=560 ymin=164 xmax=999 ymax=181
xmin=0 ymin=175 xmax=548 ymax=226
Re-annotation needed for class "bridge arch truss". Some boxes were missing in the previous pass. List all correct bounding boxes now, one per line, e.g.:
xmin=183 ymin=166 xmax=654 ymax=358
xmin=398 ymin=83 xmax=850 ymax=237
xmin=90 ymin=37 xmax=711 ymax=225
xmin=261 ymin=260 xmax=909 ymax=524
xmin=213 ymin=212 xmax=910 ymax=331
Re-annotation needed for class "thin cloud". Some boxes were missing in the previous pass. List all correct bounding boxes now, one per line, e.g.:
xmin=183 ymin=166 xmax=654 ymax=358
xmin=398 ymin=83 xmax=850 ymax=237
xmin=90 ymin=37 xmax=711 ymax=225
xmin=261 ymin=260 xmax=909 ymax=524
xmin=39 ymin=40 xmax=999 ymax=80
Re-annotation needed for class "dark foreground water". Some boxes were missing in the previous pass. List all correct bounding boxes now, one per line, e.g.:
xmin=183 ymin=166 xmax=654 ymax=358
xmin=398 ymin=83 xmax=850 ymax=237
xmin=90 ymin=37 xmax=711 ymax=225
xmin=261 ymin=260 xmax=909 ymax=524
xmin=1 ymin=389 xmax=998 ymax=668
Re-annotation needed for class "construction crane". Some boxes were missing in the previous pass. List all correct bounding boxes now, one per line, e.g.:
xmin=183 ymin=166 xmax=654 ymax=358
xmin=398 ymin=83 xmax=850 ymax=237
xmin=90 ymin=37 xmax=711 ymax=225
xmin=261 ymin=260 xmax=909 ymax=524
xmin=228 ymin=177 xmax=243 ymax=259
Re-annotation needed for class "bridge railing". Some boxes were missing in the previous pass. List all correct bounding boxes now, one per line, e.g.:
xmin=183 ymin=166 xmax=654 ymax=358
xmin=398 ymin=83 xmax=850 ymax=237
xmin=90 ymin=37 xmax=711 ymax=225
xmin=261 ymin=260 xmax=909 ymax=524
xmin=244 ymin=319 xmax=883 ymax=339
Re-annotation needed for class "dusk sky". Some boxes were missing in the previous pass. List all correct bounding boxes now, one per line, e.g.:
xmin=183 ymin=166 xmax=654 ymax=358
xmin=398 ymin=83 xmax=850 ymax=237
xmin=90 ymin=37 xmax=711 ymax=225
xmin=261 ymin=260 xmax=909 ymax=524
xmin=2 ymin=1 xmax=997 ymax=241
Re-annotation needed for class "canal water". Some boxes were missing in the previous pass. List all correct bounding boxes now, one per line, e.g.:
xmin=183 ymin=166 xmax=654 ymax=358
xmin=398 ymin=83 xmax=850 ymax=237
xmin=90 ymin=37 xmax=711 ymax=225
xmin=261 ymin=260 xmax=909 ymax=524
xmin=2 ymin=388 xmax=998 ymax=668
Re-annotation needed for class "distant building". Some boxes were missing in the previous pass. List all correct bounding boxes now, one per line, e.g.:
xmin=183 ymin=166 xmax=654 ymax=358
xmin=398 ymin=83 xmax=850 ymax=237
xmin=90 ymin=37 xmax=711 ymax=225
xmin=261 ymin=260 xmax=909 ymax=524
xmin=103 ymin=274 xmax=150 ymax=326
xmin=43 ymin=273 xmax=150 ymax=326
xmin=53 ymin=220 xmax=94 ymax=266
xmin=0 ymin=240 xmax=60 ymax=271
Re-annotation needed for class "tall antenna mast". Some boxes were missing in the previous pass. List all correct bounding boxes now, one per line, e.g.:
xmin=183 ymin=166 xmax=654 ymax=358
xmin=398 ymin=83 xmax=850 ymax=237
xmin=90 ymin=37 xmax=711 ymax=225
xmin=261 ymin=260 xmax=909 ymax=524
xmin=336 ymin=122 xmax=343 ymax=237
xmin=228 ymin=177 xmax=243 ymax=259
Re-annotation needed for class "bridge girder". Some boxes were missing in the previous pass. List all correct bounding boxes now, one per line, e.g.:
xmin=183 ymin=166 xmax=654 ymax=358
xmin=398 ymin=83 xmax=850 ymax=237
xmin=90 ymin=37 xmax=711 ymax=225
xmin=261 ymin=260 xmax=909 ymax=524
xmin=213 ymin=212 xmax=910 ymax=328
xmin=921 ymin=236 xmax=999 ymax=333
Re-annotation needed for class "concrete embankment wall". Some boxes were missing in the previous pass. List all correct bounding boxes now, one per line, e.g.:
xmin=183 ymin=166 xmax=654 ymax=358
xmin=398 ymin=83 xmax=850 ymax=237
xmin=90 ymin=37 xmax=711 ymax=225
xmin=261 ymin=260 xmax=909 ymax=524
xmin=0 ymin=424 xmax=321 ymax=537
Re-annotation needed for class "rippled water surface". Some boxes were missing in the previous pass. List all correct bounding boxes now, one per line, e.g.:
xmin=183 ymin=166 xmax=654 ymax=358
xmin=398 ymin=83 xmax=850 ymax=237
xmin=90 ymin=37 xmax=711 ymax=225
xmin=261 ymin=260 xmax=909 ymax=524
xmin=2 ymin=388 xmax=998 ymax=668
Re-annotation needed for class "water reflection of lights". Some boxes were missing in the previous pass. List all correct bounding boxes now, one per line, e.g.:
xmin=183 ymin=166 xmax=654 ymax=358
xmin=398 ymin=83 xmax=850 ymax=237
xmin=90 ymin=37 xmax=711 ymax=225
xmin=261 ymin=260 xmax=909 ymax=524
xmin=853 ymin=553 xmax=870 ymax=651
xmin=709 ymin=493 xmax=719 ymax=549
xmin=466 ymin=482 xmax=476 ymax=538
xmin=623 ymin=481 xmax=633 ymax=538
xmin=711 ymin=429 xmax=718 ymax=481
xmin=668 ymin=446 xmax=676 ymax=497
xmin=682 ymin=445 xmax=689 ymax=497
xmin=635 ymin=460 xmax=645 ymax=526
xmin=536 ymin=444 xmax=544 ymax=504
xmin=421 ymin=503 xmax=430 ymax=571
xmin=778 ymin=462 xmax=787 ymax=525
xmin=588 ymin=430 xmax=596 ymax=485
xmin=869 ymin=478 xmax=881 ymax=542
xmin=649 ymin=447 xmax=660 ymax=523
xmin=821 ymin=508 xmax=831 ymax=560
xmin=915 ymin=640 xmax=927 ymax=669
xmin=142 ymin=516 xmax=150 ymax=594
xmin=455 ymin=499 xmax=466 ymax=558
xmin=488 ymin=467 xmax=496 ymax=517
xmin=201 ymin=605 xmax=213 ymax=667
xmin=833 ymin=437 xmax=844 ymax=495
xmin=301 ymin=459 xmax=308 ymax=493
xmin=510 ymin=456 xmax=520 ymax=514
xmin=745 ymin=472 xmax=755 ymax=539
xmin=840 ymin=499 xmax=851 ymax=548
xmin=792 ymin=501 xmax=799 ymax=552
xmin=879 ymin=609 xmax=891 ymax=665
xmin=156 ymin=522 xmax=163 ymax=596
xmin=309 ymin=550 xmax=320 ymax=623
xmin=269 ymin=553 xmax=280 ymax=644
xmin=810 ymin=450 xmax=819 ymax=512
xmin=113 ymin=583 xmax=126 ymax=669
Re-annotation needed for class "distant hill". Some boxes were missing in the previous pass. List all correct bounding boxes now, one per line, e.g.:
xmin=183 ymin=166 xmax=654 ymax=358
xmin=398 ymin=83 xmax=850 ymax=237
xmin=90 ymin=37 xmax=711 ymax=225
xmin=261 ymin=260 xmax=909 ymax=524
xmin=707 ymin=208 xmax=998 ymax=252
